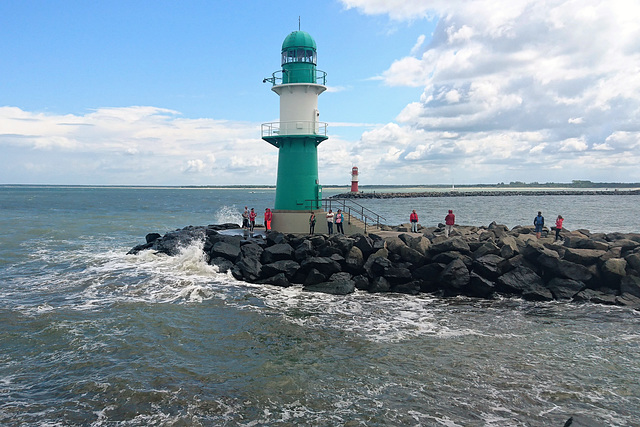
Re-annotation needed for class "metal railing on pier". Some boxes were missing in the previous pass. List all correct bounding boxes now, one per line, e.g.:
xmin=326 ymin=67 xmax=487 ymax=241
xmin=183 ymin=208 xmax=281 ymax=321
xmin=305 ymin=198 xmax=387 ymax=234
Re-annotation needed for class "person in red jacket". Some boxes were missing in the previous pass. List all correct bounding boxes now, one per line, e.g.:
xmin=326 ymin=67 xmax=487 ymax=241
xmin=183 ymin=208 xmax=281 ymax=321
xmin=555 ymin=215 xmax=564 ymax=242
xmin=409 ymin=210 xmax=419 ymax=233
xmin=248 ymin=208 xmax=257 ymax=232
xmin=264 ymin=208 xmax=272 ymax=231
xmin=445 ymin=209 xmax=455 ymax=237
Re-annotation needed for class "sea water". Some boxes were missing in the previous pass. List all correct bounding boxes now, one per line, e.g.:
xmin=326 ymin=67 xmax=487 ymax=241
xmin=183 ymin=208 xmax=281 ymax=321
xmin=1 ymin=186 xmax=639 ymax=426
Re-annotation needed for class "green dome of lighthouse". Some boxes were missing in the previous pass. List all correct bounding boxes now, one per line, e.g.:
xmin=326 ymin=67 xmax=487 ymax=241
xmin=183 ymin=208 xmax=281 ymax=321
xmin=281 ymin=31 xmax=317 ymax=52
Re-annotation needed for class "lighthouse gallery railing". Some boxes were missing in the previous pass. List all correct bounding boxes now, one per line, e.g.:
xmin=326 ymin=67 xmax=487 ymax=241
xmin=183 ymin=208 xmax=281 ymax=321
xmin=261 ymin=121 xmax=328 ymax=138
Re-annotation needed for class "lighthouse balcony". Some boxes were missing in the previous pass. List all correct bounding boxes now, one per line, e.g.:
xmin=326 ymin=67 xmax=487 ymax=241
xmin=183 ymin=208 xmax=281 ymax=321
xmin=263 ymin=69 xmax=327 ymax=86
xmin=261 ymin=121 xmax=328 ymax=138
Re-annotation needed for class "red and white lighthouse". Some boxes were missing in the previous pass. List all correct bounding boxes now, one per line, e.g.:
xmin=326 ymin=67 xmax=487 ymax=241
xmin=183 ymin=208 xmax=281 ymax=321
xmin=350 ymin=166 xmax=359 ymax=193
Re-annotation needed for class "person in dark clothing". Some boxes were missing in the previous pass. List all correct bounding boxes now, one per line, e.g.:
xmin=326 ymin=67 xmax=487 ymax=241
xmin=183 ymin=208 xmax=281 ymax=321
xmin=534 ymin=211 xmax=544 ymax=239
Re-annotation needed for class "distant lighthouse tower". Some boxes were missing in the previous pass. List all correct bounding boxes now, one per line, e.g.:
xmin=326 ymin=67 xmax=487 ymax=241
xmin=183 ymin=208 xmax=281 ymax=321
xmin=262 ymin=30 xmax=328 ymax=233
xmin=350 ymin=166 xmax=359 ymax=193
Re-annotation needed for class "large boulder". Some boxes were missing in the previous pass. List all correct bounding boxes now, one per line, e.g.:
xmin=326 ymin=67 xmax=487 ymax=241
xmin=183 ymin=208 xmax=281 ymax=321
xmin=153 ymin=226 xmax=207 ymax=256
xmin=210 ymin=241 xmax=241 ymax=262
xmin=472 ymin=254 xmax=504 ymax=280
xmin=294 ymin=240 xmax=315 ymax=262
xmin=624 ymin=252 xmax=640 ymax=272
xmin=600 ymin=258 xmax=627 ymax=289
xmin=345 ymin=246 xmax=365 ymax=273
xmin=574 ymin=289 xmax=617 ymax=305
xmin=329 ymin=234 xmax=354 ymax=256
xmin=546 ymin=278 xmax=585 ymax=300
xmin=399 ymin=245 xmax=425 ymax=264
xmin=260 ymin=260 xmax=300 ymax=281
xmin=468 ymin=272 xmax=496 ymax=298
xmin=430 ymin=237 xmax=471 ymax=255
xmin=353 ymin=234 xmax=375 ymax=258
xmin=473 ymin=242 xmax=501 ymax=259
xmin=261 ymin=243 xmax=295 ymax=264
xmin=440 ymin=258 xmax=470 ymax=292
xmin=260 ymin=272 xmax=291 ymax=288
xmin=383 ymin=267 xmax=412 ymax=284
xmin=300 ymin=256 xmax=342 ymax=278
xmin=620 ymin=275 xmax=640 ymax=298
xmin=562 ymin=248 xmax=607 ymax=265
xmin=304 ymin=272 xmax=355 ymax=295
xmin=497 ymin=266 xmax=552 ymax=300
xmin=369 ymin=276 xmax=391 ymax=293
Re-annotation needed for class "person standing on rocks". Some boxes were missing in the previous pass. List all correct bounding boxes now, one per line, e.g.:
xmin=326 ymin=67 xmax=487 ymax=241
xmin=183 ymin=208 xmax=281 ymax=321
xmin=335 ymin=209 xmax=345 ymax=234
xmin=410 ymin=209 xmax=419 ymax=233
xmin=445 ymin=209 xmax=455 ymax=237
xmin=534 ymin=211 xmax=545 ymax=239
xmin=326 ymin=209 xmax=334 ymax=235
xmin=309 ymin=212 xmax=316 ymax=235
xmin=249 ymin=208 xmax=257 ymax=232
xmin=264 ymin=208 xmax=272 ymax=231
xmin=242 ymin=206 xmax=249 ymax=229
xmin=555 ymin=215 xmax=564 ymax=242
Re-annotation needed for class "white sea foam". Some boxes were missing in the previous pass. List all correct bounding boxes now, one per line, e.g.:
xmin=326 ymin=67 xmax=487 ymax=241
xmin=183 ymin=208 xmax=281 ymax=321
xmin=214 ymin=205 xmax=242 ymax=226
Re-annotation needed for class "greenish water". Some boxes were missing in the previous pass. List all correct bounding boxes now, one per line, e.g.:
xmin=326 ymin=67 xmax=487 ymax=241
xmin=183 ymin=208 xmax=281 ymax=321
xmin=0 ymin=186 xmax=638 ymax=426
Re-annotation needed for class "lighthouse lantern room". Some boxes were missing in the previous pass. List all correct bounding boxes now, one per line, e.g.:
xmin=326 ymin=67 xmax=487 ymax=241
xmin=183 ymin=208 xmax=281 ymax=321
xmin=262 ymin=30 xmax=328 ymax=233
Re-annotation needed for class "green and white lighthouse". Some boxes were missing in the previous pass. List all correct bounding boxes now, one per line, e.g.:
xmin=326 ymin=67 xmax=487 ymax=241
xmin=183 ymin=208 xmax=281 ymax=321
xmin=262 ymin=30 xmax=328 ymax=233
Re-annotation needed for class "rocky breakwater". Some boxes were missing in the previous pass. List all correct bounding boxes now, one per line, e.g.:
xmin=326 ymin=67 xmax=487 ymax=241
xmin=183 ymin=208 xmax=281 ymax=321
xmin=128 ymin=223 xmax=640 ymax=309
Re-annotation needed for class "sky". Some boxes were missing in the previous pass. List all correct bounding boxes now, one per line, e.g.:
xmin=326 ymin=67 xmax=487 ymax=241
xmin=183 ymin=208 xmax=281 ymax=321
xmin=1 ymin=0 xmax=639 ymax=186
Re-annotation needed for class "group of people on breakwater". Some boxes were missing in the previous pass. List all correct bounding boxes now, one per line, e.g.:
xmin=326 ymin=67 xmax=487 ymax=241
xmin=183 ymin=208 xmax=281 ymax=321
xmin=409 ymin=208 xmax=567 ymax=242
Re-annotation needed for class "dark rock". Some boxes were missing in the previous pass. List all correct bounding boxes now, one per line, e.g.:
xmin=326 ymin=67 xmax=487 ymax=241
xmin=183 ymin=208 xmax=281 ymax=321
xmin=318 ymin=245 xmax=343 ymax=257
xmin=210 ymin=241 xmax=241 ymax=262
xmin=145 ymin=233 xmax=162 ymax=244
xmin=440 ymin=259 xmax=470 ymax=291
xmin=345 ymin=246 xmax=364 ymax=273
xmin=472 ymin=254 xmax=504 ymax=280
xmin=153 ymin=226 xmax=206 ymax=256
xmin=391 ymin=281 xmax=421 ymax=295
xmin=620 ymin=275 xmax=640 ymax=298
xmin=367 ymin=256 xmax=393 ymax=278
xmin=473 ymin=242 xmax=501 ymax=259
xmin=563 ymin=248 xmax=606 ymax=265
xmin=625 ymin=252 xmax=640 ymax=272
xmin=369 ymin=276 xmax=391 ymax=293
xmin=329 ymin=234 xmax=354 ymax=256
xmin=430 ymin=237 xmax=471 ymax=254
xmin=546 ymin=278 xmax=585 ymax=300
xmin=261 ymin=243 xmax=295 ymax=264
xmin=497 ymin=266 xmax=552 ymax=301
xmin=432 ymin=251 xmax=472 ymax=267
xmin=353 ymin=234 xmax=375 ymax=257
xmin=127 ymin=242 xmax=153 ymax=255
xmin=300 ymin=256 xmax=342 ymax=278
xmin=304 ymin=272 xmax=355 ymax=295
xmin=209 ymin=256 xmax=234 ymax=274
xmin=399 ymin=245 xmax=425 ymax=264
xmin=260 ymin=272 xmax=291 ymax=288
xmin=383 ymin=267 xmax=412 ymax=284
xmin=566 ymin=237 xmax=609 ymax=251
xmin=353 ymin=274 xmax=370 ymax=290
xmin=600 ymin=258 xmax=627 ymax=289
xmin=303 ymin=268 xmax=327 ymax=287
xmin=468 ymin=271 xmax=496 ymax=298
xmin=294 ymin=240 xmax=315 ymax=262
xmin=260 ymin=260 xmax=300 ymax=281
xmin=266 ymin=231 xmax=286 ymax=246
xmin=574 ymin=289 xmax=617 ymax=305
xmin=615 ymin=293 xmax=640 ymax=308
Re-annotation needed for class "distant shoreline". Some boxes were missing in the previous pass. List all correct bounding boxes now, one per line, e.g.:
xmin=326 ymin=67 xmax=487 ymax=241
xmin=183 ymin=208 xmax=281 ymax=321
xmin=333 ymin=189 xmax=640 ymax=199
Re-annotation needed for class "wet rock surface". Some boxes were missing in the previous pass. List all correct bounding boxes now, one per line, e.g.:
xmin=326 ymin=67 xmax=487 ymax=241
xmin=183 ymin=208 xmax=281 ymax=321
xmin=128 ymin=222 xmax=640 ymax=308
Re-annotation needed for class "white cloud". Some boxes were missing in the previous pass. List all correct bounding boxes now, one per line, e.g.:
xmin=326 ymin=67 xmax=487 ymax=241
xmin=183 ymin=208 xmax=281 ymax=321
xmin=0 ymin=106 xmax=278 ymax=185
xmin=339 ymin=0 xmax=640 ymax=183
